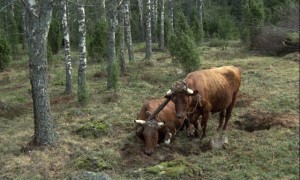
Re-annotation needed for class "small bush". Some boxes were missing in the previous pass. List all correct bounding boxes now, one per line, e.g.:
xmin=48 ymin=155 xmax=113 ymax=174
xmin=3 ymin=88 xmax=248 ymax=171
xmin=88 ymin=21 xmax=108 ymax=62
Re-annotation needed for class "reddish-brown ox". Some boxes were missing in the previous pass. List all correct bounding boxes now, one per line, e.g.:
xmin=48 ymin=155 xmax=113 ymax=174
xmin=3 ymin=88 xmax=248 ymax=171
xmin=165 ymin=66 xmax=241 ymax=138
xmin=135 ymin=98 xmax=185 ymax=155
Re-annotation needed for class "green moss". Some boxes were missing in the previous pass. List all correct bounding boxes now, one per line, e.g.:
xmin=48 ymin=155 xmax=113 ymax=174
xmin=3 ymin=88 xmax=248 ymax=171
xmin=74 ymin=156 xmax=112 ymax=171
xmin=145 ymin=160 xmax=202 ymax=178
xmin=74 ymin=121 xmax=109 ymax=138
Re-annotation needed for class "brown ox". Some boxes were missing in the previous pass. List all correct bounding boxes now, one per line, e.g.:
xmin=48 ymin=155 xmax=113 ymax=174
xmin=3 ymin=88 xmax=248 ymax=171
xmin=165 ymin=66 xmax=241 ymax=138
xmin=135 ymin=98 xmax=185 ymax=155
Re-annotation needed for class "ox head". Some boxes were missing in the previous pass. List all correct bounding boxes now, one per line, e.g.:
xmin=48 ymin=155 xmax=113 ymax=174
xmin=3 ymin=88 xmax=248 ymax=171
xmin=164 ymin=81 xmax=198 ymax=119
xmin=135 ymin=119 xmax=165 ymax=155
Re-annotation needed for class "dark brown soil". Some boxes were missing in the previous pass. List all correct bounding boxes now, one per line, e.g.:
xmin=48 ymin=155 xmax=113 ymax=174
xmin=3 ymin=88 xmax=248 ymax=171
xmin=235 ymin=110 xmax=299 ymax=132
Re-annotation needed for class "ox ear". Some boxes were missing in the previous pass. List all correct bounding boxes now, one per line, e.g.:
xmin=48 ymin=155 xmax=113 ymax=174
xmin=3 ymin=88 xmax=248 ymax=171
xmin=134 ymin=120 xmax=146 ymax=124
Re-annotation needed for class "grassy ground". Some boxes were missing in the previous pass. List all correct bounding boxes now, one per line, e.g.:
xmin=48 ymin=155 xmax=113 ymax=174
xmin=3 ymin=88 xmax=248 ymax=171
xmin=0 ymin=43 xmax=299 ymax=179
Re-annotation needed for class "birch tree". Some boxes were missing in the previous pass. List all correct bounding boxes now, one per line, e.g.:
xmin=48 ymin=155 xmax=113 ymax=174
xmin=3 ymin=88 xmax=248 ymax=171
xmin=158 ymin=0 xmax=165 ymax=50
xmin=21 ymin=0 xmax=56 ymax=145
xmin=168 ymin=0 xmax=174 ymax=33
xmin=196 ymin=0 xmax=204 ymax=32
xmin=145 ymin=0 xmax=152 ymax=60
xmin=119 ymin=1 xmax=126 ymax=75
xmin=77 ymin=0 xmax=88 ymax=104
xmin=107 ymin=0 xmax=118 ymax=89
xmin=124 ymin=0 xmax=134 ymax=61
xmin=137 ymin=0 xmax=144 ymax=41
xmin=151 ymin=0 xmax=158 ymax=43
xmin=62 ymin=0 xmax=72 ymax=94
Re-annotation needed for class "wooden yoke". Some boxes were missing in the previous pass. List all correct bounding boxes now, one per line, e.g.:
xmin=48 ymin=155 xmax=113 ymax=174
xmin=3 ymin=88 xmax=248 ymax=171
xmin=146 ymin=97 xmax=172 ymax=121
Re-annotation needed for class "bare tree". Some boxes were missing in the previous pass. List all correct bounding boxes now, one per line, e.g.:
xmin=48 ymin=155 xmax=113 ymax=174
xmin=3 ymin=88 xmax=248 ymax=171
xmin=196 ymin=0 xmax=204 ymax=32
xmin=158 ymin=0 xmax=165 ymax=50
xmin=145 ymin=0 xmax=152 ymax=60
xmin=151 ymin=0 xmax=158 ymax=42
xmin=21 ymin=0 xmax=56 ymax=146
xmin=107 ymin=0 xmax=117 ymax=89
xmin=124 ymin=0 xmax=134 ymax=61
xmin=62 ymin=0 xmax=72 ymax=94
xmin=119 ymin=1 xmax=126 ymax=75
xmin=137 ymin=0 xmax=144 ymax=41
xmin=168 ymin=0 xmax=174 ymax=33
xmin=77 ymin=0 xmax=88 ymax=104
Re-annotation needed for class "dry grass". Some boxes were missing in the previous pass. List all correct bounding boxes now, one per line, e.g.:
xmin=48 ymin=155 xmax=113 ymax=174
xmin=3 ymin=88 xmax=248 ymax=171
xmin=0 ymin=43 xmax=299 ymax=179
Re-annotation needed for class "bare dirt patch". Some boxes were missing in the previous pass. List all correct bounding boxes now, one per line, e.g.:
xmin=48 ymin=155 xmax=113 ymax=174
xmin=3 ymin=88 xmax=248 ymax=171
xmin=235 ymin=92 xmax=255 ymax=107
xmin=235 ymin=110 xmax=299 ymax=132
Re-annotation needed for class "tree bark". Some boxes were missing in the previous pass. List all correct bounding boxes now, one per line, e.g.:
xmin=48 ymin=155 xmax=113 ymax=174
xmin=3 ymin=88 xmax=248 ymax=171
xmin=151 ymin=0 xmax=158 ymax=43
xmin=62 ymin=0 xmax=72 ymax=95
xmin=119 ymin=0 xmax=126 ymax=75
xmin=145 ymin=0 xmax=152 ymax=60
xmin=23 ymin=0 xmax=56 ymax=146
xmin=158 ymin=0 xmax=165 ymax=50
xmin=107 ymin=0 xmax=117 ymax=89
xmin=168 ymin=0 xmax=174 ymax=33
xmin=77 ymin=0 xmax=88 ymax=104
xmin=137 ymin=0 xmax=144 ymax=42
xmin=124 ymin=0 xmax=134 ymax=61
xmin=196 ymin=0 xmax=204 ymax=29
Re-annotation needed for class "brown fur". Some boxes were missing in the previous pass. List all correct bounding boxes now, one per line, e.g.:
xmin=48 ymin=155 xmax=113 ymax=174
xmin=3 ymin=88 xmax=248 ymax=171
xmin=136 ymin=98 xmax=185 ymax=155
xmin=166 ymin=66 xmax=241 ymax=138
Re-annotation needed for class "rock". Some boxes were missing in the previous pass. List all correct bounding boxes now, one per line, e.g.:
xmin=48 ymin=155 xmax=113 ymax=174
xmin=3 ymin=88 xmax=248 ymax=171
xmin=72 ymin=171 xmax=111 ymax=180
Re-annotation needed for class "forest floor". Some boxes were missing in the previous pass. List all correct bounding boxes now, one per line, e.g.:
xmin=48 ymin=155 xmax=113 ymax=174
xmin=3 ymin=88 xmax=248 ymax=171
xmin=0 ymin=42 xmax=299 ymax=179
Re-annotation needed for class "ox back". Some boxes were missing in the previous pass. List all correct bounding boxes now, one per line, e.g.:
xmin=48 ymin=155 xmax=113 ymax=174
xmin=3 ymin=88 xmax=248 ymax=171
xmin=167 ymin=66 xmax=241 ymax=138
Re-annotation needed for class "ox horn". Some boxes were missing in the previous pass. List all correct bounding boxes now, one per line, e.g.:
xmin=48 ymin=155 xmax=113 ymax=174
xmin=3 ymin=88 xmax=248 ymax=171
xmin=157 ymin=122 xmax=165 ymax=127
xmin=166 ymin=89 xmax=172 ymax=95
xmin=186 ymin=87 xmax=194 ymax=94
xmin=134 ymin=120 xmax=146 ymax=124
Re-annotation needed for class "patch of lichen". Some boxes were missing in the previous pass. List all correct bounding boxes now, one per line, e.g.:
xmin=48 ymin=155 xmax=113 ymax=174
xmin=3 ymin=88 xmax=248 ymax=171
xmin=145 ymin=159 xmax=202 ymax=178
xmin=74 ymin=121 xmax=109 ymax=138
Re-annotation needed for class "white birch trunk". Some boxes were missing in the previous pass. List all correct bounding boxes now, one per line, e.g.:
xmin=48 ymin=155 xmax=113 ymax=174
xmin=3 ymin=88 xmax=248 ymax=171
xmin=107 ymin=0 xmax=117 ymax=89
xmin=159 ymin=0 xmax=165 ymax=50
xmin=145 ymin=0 xmax=152 ymax=60
xmin=137 ymin=0 xmax=144 ymax=41
xmin=62 ymin=0 xmax=72 ymax=94
xmin=124 ymin=0 xmax=134 ymax=61
xmin=152 ymin=0 xmax=158 ymax=42
xmin=168 ymin=0 xmax=174 ymax=33
xmin=197 ymin=0 xmax=204 ymax=25
xmin=119 ymin=2 xmax=126 ymax=75
xmin=77 ymin=0 xmax=88 ymax=103
xmin=23 ymin=0 xmax=56 ymax=145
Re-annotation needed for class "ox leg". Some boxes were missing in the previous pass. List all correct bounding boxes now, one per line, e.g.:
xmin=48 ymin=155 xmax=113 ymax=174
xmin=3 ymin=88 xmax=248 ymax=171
xmin=223 ymin=94 xmax=237 ymax=130
xmin=201 ymin=111 xmax=210 ymax=138
xmin=217 ymin=110 xmax=225 ymax=130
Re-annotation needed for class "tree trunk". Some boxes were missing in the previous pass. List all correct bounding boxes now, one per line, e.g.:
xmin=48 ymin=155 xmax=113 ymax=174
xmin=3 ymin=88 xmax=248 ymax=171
xmin=145 ymin=0 xmax=152 ymax=60
xmin=124 ymin=0 xmax=134 ymax=61
xmin=21 ymin=5 xmax=28 ymax=50
xmin=137 ymin=0 xmax=144 ymax=42
xmin=107 ymin=0 xmax=117 ymax=89
xmin=151 ymin=0 xmax=158 ymax=43
xmin=158 ymin=0 xmax=165 ymax=50
xmin=23 ymin=0 xmax=56 ymax=146
xmin=119 ymin=0 xmax=126 ymax=75
xmin=77 ymin=0 xmax=88 ymax=104
xmin=62 ymin=0 xmax=72 ymax=95
xmin=100 ymin=0 xmax=106 ymax=21
xmin=196 ymin=0 xmax=204 ymax=30
xmin=168 ymin=0 xmax=174 ymax=33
